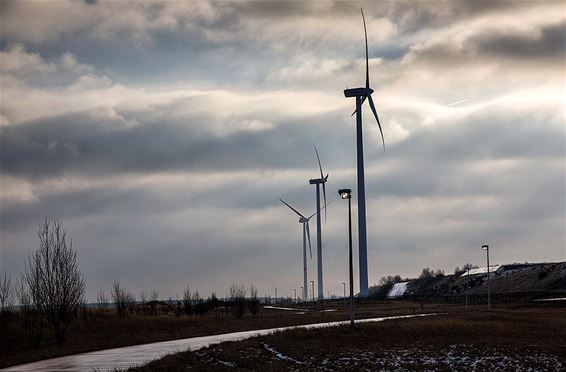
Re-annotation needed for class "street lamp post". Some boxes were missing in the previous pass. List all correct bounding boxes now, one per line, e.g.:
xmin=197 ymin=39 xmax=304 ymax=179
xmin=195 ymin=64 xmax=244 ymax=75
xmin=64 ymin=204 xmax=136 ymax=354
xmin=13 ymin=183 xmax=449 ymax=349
xmin=339 ymin=188 xmax=355 ymax=328
xmin=300 ymin=286 xmax=303 ymax=302
xmin=342 ymin=282 xmax=346 ymax=302
xmin=294 ymin=288 xmax=297 ymax=303
xmin=482 ymin=244 xmax=491 ymax=310
xmin=275 ymin=287 xmax=277 ymax=305
xmin=465 ymin=267 xmax=469 ymax=311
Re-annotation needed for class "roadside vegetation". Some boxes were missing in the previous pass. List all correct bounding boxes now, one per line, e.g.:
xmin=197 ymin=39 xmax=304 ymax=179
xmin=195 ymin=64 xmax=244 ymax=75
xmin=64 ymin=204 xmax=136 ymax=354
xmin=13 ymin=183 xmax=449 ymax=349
xmin=134 ymin=307 xmax=566 ymax=371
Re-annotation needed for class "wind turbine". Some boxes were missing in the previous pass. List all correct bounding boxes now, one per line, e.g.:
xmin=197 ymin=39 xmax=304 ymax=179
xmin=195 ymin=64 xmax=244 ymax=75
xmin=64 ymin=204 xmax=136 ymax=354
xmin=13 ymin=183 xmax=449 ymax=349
xmin=280 ymin=199 xmax=329 ymax=302
xmin=344 ymin=8 xmax=386 ymax=298
xmin=309 ymin=145 xmax=328 ymax=300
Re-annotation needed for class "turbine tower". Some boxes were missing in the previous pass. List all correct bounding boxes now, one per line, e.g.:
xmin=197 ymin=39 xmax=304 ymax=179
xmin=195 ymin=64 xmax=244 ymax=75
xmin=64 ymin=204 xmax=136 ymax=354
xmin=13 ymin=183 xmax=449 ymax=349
xmin=280 ymin=199 xmax=328 ymax=301
xmin=344 ymin=9 xmax=385 ymax=298
xmin=309 ymin=145 xmax=328 ymax=300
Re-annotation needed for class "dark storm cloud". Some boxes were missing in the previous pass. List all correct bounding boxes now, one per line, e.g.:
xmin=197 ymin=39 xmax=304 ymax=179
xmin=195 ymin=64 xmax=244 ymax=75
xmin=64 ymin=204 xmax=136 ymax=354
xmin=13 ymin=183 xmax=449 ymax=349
xmin=471 ymin=21 xmax=566 ymax=60
xmin=406 ymin=20 xmax=565 ymax=66
xmin=0 ymin=104 xmax=353 ymax=181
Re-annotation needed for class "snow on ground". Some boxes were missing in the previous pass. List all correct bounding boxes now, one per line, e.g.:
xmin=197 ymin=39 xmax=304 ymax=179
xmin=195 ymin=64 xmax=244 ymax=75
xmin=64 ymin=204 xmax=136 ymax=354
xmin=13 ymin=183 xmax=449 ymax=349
xmin=179 ymin=342 xmax=564 ymax=371
xmin=316 ymin=345 xmax=564 ymax=371
xmin=387 ymin=282 xmax=410 ymax=298
xmin=460 ymin=265 xmax=501 ymax=276
xmin=263 ymin=344 xmax=303 ymax=365
xmin=264 ymin=306 xmax=304 ymax=311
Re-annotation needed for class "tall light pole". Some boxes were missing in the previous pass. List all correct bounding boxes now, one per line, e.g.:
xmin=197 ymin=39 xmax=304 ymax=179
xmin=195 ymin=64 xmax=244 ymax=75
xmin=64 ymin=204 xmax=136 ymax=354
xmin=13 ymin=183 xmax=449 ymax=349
xmin=275 ymin=287 xmax=277 ymax=305
xmin=482 ymin=244 xmax=491 ymax=310
xmin=465 ymin=267 xmax=469 ymax=311
xmin=293 ymin=288 xmax=297 ymax=303
xmin=339 ymin=188 xmax=355 ymax=328
xmin=342 ymin=282 xmax=346 ymax=300
xmin=300 ymin=286 xmax=303 ymax=302
xmin=310 ymin=280 xmax=315 ymax=303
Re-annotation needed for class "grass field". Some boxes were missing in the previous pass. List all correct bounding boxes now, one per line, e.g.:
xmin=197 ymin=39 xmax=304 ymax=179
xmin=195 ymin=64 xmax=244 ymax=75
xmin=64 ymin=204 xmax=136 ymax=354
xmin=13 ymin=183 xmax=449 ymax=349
xmin=1 ymin=300 xmax=441 ymax=368
xmin=134 ymin=306 xmax=566 ymax=371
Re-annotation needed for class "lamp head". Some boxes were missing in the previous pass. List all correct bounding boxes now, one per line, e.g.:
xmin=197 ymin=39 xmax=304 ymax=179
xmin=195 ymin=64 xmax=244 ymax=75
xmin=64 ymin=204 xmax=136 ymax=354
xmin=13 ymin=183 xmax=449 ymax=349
xmin=482 ymin=244 xmax=489 ymax=251
xmin=338 ymin=188 xmax=352 ymax=199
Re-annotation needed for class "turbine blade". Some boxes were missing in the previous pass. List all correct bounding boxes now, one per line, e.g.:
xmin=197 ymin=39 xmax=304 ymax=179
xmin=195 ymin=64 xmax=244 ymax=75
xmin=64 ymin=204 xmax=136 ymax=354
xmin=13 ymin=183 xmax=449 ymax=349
xmin=279 ymin=198 xmax=306 ymax=219
xmin=367 ymin=94 xmax=385 ymax=151
xmin=307 ymin=201 xmax=332 ymax=220
xmin=350 ymin=96 xmax=367 ymax=116
xmin=313 ymin=145 xmax=324 ymax=180
xmin=306 ymin=222 xmax=312 ymax=259
xmin=361 ymin=8 xmax=369 ymax=90
xmin=322 ymin=182 xmax=327 ymax=224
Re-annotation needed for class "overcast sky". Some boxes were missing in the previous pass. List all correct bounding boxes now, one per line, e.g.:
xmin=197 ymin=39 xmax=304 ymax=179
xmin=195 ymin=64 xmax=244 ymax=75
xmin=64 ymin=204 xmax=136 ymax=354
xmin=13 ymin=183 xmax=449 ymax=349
xmin=1 ymin=1 xmax=564 ymax=301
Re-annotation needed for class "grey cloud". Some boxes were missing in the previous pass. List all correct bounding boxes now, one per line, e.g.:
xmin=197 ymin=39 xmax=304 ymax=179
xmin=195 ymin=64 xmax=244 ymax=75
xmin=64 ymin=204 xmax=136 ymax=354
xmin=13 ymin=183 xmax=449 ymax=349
xmin=0 ymin=105 xmax=353 ymax=181
xmin=407 ymin=20 xmax=565 ymax=67
xmin=471 ymin=21 xmax=566 ymax=60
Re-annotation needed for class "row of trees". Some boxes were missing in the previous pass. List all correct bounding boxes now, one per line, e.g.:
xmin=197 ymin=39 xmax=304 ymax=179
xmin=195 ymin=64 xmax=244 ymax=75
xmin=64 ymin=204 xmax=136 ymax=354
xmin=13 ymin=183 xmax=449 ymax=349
xmin=103 ymin=281 xmax=261 ymax=319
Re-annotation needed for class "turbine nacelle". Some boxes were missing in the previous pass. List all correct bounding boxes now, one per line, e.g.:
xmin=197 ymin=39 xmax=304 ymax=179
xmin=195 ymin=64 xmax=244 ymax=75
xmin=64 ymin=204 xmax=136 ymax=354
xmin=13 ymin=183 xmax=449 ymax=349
xmin=308 ymin=176 xmax=327 ymax=185
xmin=344 ymin=87 xmax=373 ymax=98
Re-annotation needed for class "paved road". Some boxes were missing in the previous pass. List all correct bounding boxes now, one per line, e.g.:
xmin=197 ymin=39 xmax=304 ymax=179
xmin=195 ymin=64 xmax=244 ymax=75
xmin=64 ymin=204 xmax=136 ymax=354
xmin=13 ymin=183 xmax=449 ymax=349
xmin=3 ymin=313 xmax=435 ymax=371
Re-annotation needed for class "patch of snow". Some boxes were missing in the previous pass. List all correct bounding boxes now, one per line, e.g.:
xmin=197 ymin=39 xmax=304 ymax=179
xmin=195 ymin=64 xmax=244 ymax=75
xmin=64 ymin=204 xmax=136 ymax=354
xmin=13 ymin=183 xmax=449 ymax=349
xmin=263 ymin=343 xmax=303 ymax=364
xmin=460 ymin=265 xmax=501 ymax=277
xmin=533 ymin=297 xmax=566 ymax=302
xmin=264 ymin=305 xmax=304 ymax=311
xmin=216 ymin=359 xmax=237 ymax=368
xmin=387 ymin=282 xmax=410 ymax=298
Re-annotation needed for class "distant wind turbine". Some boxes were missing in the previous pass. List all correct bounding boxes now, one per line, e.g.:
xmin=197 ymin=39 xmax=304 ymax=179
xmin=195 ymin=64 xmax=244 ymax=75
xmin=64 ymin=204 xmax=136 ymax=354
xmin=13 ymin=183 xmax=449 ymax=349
xmin=344 ymin=8 xmax=386 ymax=298
xmin=280 ymin=199 xmax=329 ymax=302
xmin=309 ymin=145 xmax=328 ymax=300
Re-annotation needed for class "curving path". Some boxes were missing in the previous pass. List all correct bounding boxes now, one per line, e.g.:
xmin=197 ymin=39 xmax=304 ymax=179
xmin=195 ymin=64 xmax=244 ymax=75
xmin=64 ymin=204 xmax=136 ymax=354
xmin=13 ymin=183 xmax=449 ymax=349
xmin=3 ymin=313 xmax=436 ymax=371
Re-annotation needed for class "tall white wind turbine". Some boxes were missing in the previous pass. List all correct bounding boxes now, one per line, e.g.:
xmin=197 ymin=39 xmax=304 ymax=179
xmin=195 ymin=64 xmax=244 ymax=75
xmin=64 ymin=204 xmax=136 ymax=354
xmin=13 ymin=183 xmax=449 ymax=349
xmin=309 ymin=145 xmax=328 ymax=301
xmin=344 ymin=8 xmax=386 ymax=298
xmin=280 ymin=199 xmax=328 ymax=302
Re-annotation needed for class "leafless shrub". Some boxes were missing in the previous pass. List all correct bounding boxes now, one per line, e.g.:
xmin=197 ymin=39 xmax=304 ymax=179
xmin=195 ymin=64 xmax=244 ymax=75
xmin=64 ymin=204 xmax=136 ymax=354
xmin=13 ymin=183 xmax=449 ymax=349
xmin=249 ymin=285 xmax=261 ymax=316
xmin=24 ymin=218 xmax=85 ymax=344
xmin=111 ymin=280 xmax=128 ymax=317
xmin=140 ymin=291 xmax=150 ymax=316
xmin=16 ymin=277 xmax=43 ymax=348
xmin=182 ymin=285 xmax=193 ymax=315
xmin=97 ymin=290 xmax=108 ymax=315
xmin=228 ymin=283 xmax=247 ymax=319
xmin=0 ymin=272 xmax=14 ymax=314
xmin=149 ymin=288 xmax=159 ymax=316
xmin=0 ymin=272 xmax=15 ymax=347
xmin=125 ymin=292 xmax=136 ymax=314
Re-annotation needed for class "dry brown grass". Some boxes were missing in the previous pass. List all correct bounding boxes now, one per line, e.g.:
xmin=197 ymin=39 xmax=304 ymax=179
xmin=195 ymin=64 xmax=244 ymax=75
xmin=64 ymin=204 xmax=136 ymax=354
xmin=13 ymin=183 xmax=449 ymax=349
xmin=135 ymin=307 xmax=566 ymax=371
xmin=0 ymin=300 xmax=439 ymax=368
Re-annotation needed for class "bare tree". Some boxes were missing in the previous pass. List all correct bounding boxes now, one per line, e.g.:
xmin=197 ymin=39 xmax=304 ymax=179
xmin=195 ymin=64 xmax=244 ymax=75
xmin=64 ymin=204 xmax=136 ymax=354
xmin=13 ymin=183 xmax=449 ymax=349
xmin=16 ymin=276 xmax=43 ymax=347
xmin=0 ymin=272 xmax=14 ymax=314
xmin=149 ymin=288 xmax=159 ymax=316
xmin=228 ymin=283 xmax=247 ymax=319
xmin=140 ymin=291 xmax=150 ymax=315
xmin=125 ymin=292 xmax=136 ymax=314
xmin=24 ymin=218 xmax=85 ymax=344
xmin=111 ymin=280 xmax=128 ymax=317
xmin=0 ymin=272 xmax=15 ymax=347
xmin=182 ymin=285 xmax=192 ymax=315
xmin=97 ymin=290 xmax=108 ymax=310
xmin=249 ymin=285 xmax=261 ymax=316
